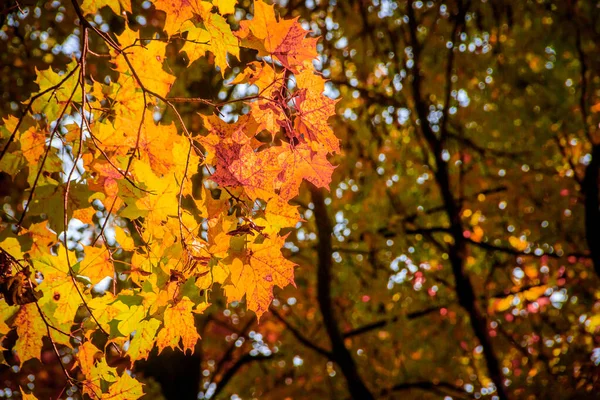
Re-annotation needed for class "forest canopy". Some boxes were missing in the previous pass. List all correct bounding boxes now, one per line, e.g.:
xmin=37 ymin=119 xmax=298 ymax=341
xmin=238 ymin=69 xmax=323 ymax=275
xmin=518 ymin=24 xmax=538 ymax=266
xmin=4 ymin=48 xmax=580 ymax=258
xmin=1 ymin=0 xmax=600 ymax=399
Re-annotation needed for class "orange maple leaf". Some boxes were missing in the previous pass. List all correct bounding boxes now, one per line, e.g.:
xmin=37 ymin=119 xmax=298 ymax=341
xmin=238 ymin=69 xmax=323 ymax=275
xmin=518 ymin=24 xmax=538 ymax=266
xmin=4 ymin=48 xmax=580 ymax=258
xmin=226 ymin=235 xmax=295 ymax=319
xmin=236 ymin=1 xmax=317 ymax=69
xmin=292 ymin=69 xmax=340 ymax=153
xmin=277 ymin=144 xmax=335 ymax=200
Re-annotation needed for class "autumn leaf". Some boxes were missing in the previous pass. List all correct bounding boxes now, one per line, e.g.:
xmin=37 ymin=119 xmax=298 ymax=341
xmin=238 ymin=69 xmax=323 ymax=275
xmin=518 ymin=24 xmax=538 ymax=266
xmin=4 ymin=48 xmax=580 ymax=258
xmin=225 ymin=235 xmax=295 ymax=319
xmin=19 ymin=126 xmax=47 ymax=166
xmin=20 ymin=222 xmax=56 ymax=257
xmin=79 ymin=246 xmax=115 ymax=285
xmin=113 ymin=29 xmax=175 ymax=97
xmin=31 ymin=61 xmax=81 ymax=121
xmin=155 ymin=297 xmax=200 ymax=354
xmin=180 ymin=14 xmax=240 ymax=74
xmin=237 ymin=0 xmax=294 ymax=53
xmin=277 ymin=144 xmax=335 ymax=200
xmin=0 ymin=237 xmax=25 ymax=261
xmin=0 ymin=303 xmax=18 ymax=336
xmin=115 ymin=304 xmax=147 ymax=336
xmin=126 ymin=318 xmax=161 ymax=362
xmin=88 ymin=160 xmax=124 ymax=210
xmin=292 ymin=68 xmax=339 ymax=153
xmin=26 ymin=183 xmax=95 ymax=231
xmin=14 ymin=304 xmax=46 ymax=365
xmin=83 ymin=357 xmax=119 ymax=398
xmin=228 ymin=145 xmax=282 ymax=201
xmin=136 ymin=116 xmax=185 ymax=176
xmin=154 ymin=0 xmax=211 ymax=36
xmin=87 ymin=294 xmax=129 ymax=334
xmin=34 ymin=251 xmax=84 ymax=327
xmin=271 ymin=24 xmax=318 ymax=70
xmin=121 ymin=160 xmax=179 ymax=222
xmin=180 ymin=23 xmax=212 ymax=65
xmin=106 ymin=372 xmax=144 ymax=399
xmin=115 ymin=226 xmax=136 ymax=251
xmin=1 ymin=1 xmax=334 ymax=395
xmin=76 ymin=341 xmax=102 ymax=378
xmin=237 ymin=0 xmax=317 ymax=69
xmin=264 ymin=195 xmax=301 ymax=233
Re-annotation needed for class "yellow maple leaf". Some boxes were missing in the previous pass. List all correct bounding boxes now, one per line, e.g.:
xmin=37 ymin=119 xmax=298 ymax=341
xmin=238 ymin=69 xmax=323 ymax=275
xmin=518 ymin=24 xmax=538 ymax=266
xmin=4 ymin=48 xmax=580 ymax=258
xmin=156 ymin=297 xmax=200 ymax=354
xmin=106 ymin=372 xmax=144 ymax=399
xmin=34 ymin=251 xmax=84 ymax=326
xmin=195 ymin=259 xmax=230 ymax=290
xmin=106 ymin=80 xmax=147 ymax=135
xmin=115 ymin=304 xmax=147 ymax=336
xmin=141 ymin=280 xmax=176 ymax=316
xmin=82 ymin=357 xmax=119 ymax=397
xmin=32 ymin=60 xmax=81 ymax=121
xmin=126 ymin=318 xmax=161 ymax=362
xmin=113 ymin=28 xmax=175 ymax=97
xmin=180 ymin=23 xmax=211 ymax=65
xmin=129 ymin=160 xmax=180 ymax=222
xmin=130 ymin=246 xmax=165 ymax=285
xmin=264 ymin=195 xmax=301 ymax=233
xmin=115 ymin=226 xmax=136 ymax=251
xmin=14 ymin=304 xmax=46 ymax=365
xmin=231 ymin=61 xmax=283 ymax=94
xmin=180 ymin=14 xmax=239 ymax=75
xmin=202 ymin=13 xmax=240 ymax=74
xmin=87 ymin=294 xmax=129 ymax=335
xmin=136 ymin=115 xmax=184 ymax=176
xmin=72 ymin=207 xmax=96 ymax=225
xmin=0 ymin=237 xmax=24 ymax=261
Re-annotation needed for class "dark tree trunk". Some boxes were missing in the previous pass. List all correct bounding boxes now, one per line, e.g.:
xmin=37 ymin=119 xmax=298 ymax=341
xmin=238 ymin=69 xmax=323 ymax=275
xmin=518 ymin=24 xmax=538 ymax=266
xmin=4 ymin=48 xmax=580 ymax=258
xmin=583 ymin=144 xmax=600 ymax=278
xmin=311 ymin=187 xmax=375 ymax=400
xmin=135 ymin=348 xmax=201 ymax=400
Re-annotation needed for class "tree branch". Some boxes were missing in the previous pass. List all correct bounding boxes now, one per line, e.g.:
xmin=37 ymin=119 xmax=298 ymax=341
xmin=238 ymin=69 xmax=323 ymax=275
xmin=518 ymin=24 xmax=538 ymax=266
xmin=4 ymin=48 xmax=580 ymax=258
xmin=343 ymin=305 xmax=443 ymax=339
xmin=269 ymin=307 xmax=333 ymax=359
xmin=211 ymin=353 xmax=275 ymax=399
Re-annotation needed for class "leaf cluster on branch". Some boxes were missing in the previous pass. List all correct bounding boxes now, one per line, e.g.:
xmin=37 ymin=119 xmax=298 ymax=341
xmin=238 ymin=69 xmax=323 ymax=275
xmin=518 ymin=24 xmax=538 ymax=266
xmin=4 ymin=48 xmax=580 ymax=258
xmin=0 ymin=0 xmax=336 ymax=397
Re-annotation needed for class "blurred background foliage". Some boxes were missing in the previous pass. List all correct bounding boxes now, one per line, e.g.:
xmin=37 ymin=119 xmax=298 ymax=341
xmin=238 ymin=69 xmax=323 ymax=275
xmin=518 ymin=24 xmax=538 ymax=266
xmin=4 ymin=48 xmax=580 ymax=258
xmin=1 ymin=0 xmax=600 ymax=399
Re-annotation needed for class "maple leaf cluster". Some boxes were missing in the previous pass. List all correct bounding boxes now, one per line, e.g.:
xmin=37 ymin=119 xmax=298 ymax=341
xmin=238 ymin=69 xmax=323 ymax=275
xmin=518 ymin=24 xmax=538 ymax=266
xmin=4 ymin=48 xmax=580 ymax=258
xmin=0 ymin=0 xmax=337 ymax=398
